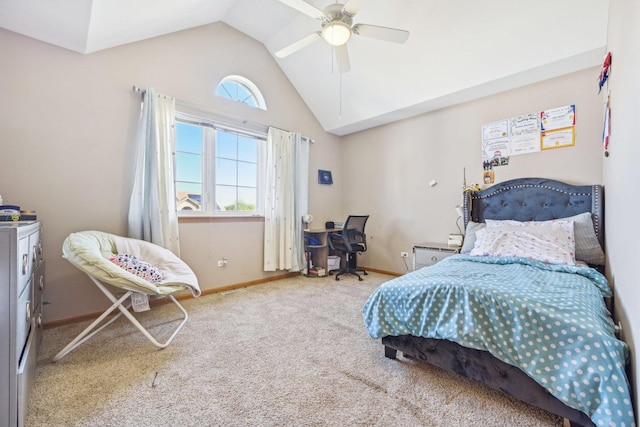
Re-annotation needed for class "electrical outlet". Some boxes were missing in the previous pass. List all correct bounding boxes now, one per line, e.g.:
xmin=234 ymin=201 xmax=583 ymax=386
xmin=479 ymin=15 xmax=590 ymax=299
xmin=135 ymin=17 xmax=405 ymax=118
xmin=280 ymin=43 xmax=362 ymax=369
xmin=217 ymin=260 xmax=225 ymax=267
xmin=400 ymin=251 xmax=409 ymax=258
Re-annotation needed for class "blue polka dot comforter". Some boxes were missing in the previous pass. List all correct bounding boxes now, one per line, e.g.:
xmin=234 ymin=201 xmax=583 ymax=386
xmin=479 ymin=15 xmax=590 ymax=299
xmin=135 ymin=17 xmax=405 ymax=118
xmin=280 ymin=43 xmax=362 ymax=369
xmin=362 ymin=255 xmax=634 ymax=426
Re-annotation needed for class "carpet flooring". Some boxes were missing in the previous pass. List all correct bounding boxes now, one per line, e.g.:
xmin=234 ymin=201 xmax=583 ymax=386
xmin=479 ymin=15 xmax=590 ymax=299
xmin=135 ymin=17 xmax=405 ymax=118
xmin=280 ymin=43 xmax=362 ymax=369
xmin=27 ymin=272 xmax=562 ymax=426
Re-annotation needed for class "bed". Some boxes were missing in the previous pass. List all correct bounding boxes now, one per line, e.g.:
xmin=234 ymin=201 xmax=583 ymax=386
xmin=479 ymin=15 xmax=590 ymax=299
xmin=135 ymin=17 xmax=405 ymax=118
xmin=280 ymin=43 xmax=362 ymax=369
xmin=362 ymin=178 xmax=633 ymax=427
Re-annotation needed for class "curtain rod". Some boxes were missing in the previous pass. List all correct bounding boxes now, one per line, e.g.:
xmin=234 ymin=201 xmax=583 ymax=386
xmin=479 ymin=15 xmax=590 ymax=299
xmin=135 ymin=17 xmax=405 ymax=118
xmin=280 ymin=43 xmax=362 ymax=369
xmin=132 ymin=85 xmax=145 ymax=96
xmin=131 ymin=85 xmax=315 ymax=143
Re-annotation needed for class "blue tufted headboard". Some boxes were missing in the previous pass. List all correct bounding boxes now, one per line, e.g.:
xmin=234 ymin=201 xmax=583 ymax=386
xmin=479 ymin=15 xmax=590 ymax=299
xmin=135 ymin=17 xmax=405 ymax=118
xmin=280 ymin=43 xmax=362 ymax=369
xmin=462 ymin=177 xmax=603 ymax=247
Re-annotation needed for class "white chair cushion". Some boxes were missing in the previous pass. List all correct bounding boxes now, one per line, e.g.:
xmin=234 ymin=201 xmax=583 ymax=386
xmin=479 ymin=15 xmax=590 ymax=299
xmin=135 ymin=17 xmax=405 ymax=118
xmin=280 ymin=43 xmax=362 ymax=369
xmin=63 ymin=230 xmax=200 ymax=296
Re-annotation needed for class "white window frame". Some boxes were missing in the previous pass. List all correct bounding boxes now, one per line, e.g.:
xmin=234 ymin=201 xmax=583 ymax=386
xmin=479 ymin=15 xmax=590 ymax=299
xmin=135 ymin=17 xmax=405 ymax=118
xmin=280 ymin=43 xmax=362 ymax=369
xmin=175 ymin=112 xmax=266 ymax=217
xmin=216 ymin=75 xmax=267 ymax=110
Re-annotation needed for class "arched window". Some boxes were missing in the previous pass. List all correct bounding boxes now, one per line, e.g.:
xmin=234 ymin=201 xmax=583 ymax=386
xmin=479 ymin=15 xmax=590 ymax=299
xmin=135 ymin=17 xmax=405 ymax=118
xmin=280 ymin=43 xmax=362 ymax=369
xmin=216 ymin=75 xmax=267 ymax=110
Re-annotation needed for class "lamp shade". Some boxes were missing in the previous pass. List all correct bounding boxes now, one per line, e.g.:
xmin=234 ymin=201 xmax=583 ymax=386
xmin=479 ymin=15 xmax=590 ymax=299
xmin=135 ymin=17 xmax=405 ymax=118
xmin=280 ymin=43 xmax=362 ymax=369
xmin=322 ymin=21 xmax=352 ymax=46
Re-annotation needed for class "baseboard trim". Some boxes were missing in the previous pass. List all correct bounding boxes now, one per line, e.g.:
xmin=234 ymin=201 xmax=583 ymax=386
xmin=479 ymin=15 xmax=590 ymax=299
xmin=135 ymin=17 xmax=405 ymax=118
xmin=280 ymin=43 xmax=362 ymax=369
xmin=44 ymin=268 xmax=401 ymax=329
xmin=360 ymin=266 xmax=401 ymax=277
xmin=43 ymin=271 xmax=299 ymax=329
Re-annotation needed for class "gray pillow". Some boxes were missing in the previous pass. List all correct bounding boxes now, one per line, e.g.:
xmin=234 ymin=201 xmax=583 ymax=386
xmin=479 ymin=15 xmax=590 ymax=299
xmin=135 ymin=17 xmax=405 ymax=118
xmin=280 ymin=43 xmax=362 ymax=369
xmin=566 ymin=212 xmax=605 ymax=265
xmin=460 ymin=221 xmax=486 ymax=254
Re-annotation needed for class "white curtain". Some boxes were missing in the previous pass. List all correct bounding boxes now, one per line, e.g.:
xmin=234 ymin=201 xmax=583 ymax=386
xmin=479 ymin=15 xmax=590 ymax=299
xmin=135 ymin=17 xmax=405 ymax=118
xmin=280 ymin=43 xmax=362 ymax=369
xmin=292 ymin=132 xmax=309 ymax=270
xmin=128 ymin=86 xmax=181 ymax=256
xmin=263 ymin=128 xmax=309 ymax=271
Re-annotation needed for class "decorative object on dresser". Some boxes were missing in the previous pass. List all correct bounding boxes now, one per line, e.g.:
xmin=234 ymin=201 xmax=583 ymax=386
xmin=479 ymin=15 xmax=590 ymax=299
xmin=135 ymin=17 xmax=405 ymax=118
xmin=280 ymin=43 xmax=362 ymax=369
xmin=363 ymin=178 xmax=632 ymax=427
xmin=53 ymin=231 xmax=201 ymax=362
xmin=0 ymin=204 xmax=38 ymax=223
xmin=0 ymin=222 xmax=44 ymax=427
xmin=412 ymin=242 xmax=459 ymax=271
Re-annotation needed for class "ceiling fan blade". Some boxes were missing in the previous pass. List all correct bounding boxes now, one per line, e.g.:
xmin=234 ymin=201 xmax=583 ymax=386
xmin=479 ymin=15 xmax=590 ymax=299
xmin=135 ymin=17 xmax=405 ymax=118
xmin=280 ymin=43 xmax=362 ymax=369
xmin=343 ymin=0 xmax=367 ymax=17
xmin=353 ymin=24 xmax=410 ymax=44
xmin=277 ymin=0 xmax=325 ymax=20
xmin=275 ymin=32 xmax=321 ymax=58
xmin=334 ymin=44 xmax=351 ymax=73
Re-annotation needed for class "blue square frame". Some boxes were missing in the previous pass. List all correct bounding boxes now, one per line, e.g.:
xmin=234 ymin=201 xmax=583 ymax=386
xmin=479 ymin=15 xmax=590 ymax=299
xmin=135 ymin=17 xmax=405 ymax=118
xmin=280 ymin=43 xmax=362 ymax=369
xmin=318 ymin=169 xmax=333 ymax=185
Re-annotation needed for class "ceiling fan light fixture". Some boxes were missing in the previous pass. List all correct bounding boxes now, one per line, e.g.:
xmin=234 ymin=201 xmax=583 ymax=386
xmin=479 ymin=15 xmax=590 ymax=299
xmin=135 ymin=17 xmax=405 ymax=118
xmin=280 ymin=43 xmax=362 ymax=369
xmin=322 ymin=21 xmax=352 ymax=46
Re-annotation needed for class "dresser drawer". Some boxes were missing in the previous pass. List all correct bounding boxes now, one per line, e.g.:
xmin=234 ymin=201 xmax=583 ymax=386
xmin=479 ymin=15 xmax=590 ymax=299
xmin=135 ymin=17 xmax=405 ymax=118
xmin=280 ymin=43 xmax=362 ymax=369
xmin=413 ymin=243 xmax=458 ymax=270
xmin=29 ymin=229 xmax=43 ymax=268
xmin=17 ymin=325 xmax=37 ymax=427
xmin=17 ymin=235 xmax=31 ymax=294
xmin=32 ymin=261 xmax=45 ymax=311
xmin=415 ymin=248 xmax=452 ymax=265
xmin=16 ymin=280 xmax=32 ymax=358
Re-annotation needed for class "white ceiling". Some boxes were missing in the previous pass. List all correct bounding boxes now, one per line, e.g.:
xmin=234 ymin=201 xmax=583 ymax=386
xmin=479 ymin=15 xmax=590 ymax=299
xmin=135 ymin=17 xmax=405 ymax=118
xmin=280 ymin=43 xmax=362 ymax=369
xmin=0 ymin=0 xmax=609 ymax=136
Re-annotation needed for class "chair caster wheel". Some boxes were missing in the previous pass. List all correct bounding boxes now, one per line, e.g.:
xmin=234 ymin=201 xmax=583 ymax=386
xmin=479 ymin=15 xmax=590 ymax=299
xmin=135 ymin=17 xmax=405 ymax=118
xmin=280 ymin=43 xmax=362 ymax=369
xmin=364 ymin=271 xmax=368 ymax=275
xmin=358 ymin=277 xmax=363 ymax=281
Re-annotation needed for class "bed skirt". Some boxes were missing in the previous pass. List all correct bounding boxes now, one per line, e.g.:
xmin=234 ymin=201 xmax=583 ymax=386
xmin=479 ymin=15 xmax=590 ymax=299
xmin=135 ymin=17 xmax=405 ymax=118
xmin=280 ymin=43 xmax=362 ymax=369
xmin=381 ymin=335 xmax=594 ymax=427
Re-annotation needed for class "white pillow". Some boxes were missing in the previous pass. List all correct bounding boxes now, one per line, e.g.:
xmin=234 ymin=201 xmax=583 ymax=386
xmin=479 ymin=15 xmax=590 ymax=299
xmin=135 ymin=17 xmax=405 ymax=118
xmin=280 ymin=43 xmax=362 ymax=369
xmin=485 ymin=213 xmax=604 ymax=265
xmin=470 ymin=222 xmax=576 ymax=265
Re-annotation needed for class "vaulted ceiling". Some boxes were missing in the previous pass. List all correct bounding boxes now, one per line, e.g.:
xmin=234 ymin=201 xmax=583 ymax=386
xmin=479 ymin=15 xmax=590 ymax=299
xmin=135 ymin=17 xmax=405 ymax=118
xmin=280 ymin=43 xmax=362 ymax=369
xmin=0 ymin=0 xmax=609 ymax=135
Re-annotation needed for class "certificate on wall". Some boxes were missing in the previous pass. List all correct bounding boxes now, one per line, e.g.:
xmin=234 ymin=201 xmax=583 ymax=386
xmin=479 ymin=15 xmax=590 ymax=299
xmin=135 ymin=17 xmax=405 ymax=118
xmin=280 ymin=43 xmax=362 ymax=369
xmin=541 ymin=127 xmax=575 ymax=150
xmin=482 ymin=120 xmax=509 ymax=141
xmin=509 ymin=113 xmax=540 ymax=155
xmin=482 ymin=138 xmax=510 ymax=162
xmin=511 ymin=133 xmax=540 ymax=155
xmin=511 ymin=113 xmax=539 ymax=135
xmin=540 ymin=105 xmax=576 ymax=131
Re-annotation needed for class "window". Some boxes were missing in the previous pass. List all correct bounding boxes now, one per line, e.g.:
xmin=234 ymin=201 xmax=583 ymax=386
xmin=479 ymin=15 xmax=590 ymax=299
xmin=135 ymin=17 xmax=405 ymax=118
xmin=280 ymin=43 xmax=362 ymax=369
xmin=216 ymin=75 xmax=267 ymax=110
xmin=174 ymin=114 xmax=265 ymax=216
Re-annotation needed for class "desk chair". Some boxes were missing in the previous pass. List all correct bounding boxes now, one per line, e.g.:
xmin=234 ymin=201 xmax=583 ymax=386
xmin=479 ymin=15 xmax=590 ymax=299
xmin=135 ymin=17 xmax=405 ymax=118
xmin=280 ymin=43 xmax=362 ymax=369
xmin=328 ymin=215 xmax=369 ymax=281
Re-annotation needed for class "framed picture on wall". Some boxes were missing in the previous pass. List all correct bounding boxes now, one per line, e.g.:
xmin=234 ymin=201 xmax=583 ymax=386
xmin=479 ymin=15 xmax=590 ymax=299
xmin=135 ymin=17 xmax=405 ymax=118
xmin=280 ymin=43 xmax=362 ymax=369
xmin=318 ymin=169 xmax=333 ymax=185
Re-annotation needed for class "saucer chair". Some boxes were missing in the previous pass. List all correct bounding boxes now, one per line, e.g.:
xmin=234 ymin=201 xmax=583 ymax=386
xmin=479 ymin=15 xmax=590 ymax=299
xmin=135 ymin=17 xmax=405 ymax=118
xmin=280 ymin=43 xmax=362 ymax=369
xmin=53 ymin=230 xmax=201 ymax=362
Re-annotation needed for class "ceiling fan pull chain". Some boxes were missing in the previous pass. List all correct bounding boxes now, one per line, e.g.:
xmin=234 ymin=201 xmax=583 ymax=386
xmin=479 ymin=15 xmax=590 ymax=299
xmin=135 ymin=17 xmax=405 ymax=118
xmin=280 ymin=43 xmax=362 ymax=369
xmin=339 ymin=71 xmax=342 ymax=120
xmin=331 ymin=45 xmax=335 ymax=73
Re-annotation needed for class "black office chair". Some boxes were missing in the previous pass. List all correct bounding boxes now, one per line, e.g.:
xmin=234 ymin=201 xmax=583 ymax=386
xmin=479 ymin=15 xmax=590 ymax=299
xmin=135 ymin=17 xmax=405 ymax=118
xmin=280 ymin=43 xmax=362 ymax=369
xmin=328 ymin=215 xmax=369 ymax=281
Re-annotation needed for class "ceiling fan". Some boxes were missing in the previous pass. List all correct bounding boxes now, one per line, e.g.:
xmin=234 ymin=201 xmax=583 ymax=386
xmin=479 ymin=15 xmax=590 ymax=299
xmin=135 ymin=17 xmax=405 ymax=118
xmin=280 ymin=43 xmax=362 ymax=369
xmin=275 ymin=0 xmax=410 ymax=73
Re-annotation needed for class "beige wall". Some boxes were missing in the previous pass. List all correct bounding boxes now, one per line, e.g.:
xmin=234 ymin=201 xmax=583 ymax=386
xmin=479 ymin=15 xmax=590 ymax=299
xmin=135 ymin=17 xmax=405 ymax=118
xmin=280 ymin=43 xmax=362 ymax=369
xmin=340 ymin=67 xmax=604 ymax=274
xmin=0 ymin=23 xmax=343 ymax=322
xmin=603 ymin=0 xmax=640 ymax=415
xmin=0 ymin=22 xmax=607 ymax=322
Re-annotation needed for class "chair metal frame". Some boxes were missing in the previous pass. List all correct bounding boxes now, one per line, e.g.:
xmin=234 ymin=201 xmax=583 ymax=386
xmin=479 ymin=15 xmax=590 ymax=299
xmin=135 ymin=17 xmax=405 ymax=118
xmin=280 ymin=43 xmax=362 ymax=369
xmin=53 ymin=274 xmax=188 ymax=362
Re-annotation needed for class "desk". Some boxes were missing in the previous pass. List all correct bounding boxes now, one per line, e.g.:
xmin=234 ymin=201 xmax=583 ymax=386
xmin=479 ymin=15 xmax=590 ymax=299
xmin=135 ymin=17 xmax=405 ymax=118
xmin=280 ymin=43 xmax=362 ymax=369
xmin=304 ymin=228 xmax=341 ymax=276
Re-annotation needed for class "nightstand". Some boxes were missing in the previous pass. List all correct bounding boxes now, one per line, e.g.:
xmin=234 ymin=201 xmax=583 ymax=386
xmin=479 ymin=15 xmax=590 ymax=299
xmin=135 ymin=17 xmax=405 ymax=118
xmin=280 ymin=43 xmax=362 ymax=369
xmin=413 ymin=242 xmax=459 ymax=270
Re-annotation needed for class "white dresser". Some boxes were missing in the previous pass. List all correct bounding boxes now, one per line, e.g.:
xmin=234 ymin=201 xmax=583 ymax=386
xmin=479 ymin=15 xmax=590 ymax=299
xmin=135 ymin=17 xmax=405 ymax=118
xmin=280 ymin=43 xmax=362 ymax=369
xmin=412 ymin=241 xmax=458 ymax=270
xmin=0 ymin=222 xmax=44 ymax=427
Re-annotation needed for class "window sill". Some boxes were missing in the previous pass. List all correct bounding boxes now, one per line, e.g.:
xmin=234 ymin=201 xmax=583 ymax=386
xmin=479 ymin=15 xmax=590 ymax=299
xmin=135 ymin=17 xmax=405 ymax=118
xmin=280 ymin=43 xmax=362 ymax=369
xmin=178 ymin=215 xmax=264 ymax=224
